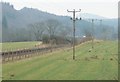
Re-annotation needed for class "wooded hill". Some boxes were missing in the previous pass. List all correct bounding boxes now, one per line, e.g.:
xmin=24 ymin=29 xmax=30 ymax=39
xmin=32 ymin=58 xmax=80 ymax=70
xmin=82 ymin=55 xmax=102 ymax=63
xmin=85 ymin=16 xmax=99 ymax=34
xmin=1 ymin=2 xmax=118 ymax=42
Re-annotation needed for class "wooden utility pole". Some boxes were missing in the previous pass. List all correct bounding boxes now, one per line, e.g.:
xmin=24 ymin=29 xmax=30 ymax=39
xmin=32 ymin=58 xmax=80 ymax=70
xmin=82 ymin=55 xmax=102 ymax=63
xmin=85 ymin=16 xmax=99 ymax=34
xmin=67 ymin=9 xmax=81 ymax=60
xmin=90 ymin=19 xmax=102 ymax=49
xmin=91 ymin=19 xmax=94 ymax=49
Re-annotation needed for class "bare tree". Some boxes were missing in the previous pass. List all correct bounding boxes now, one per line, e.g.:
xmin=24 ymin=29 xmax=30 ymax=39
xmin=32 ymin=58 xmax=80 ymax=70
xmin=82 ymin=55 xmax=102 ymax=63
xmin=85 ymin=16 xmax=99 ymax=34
xmin=58 ymin=26 xmax=72 ymax=44
xmin=44 ymin=19 xmax=61 ymax=52
xmin=29 ymin=22 xmax=45 ymax=41
xmin=45 ymin=19 xmax=61 ymax=43
xmin=59 ymin=26 xmax=72 ymax=38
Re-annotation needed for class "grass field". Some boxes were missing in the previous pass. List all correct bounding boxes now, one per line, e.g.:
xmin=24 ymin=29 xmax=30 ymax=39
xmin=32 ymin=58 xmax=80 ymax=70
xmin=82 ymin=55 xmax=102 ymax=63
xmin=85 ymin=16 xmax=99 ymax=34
xmin=1 ymin=41 xmax=41 ymax=52
xmin=2 ymin=41 xmax=118 ymax=80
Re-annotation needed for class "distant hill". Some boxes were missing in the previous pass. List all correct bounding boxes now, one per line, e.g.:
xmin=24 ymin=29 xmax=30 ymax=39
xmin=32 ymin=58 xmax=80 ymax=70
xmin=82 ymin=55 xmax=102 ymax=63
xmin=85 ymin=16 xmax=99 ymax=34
xmin=1 ymin=2 xmax=118 ymax=42
xmin=1 ymin=2 xmax=117 ymax=28
xmin=78 ymin=13 xmax=107 ymax=19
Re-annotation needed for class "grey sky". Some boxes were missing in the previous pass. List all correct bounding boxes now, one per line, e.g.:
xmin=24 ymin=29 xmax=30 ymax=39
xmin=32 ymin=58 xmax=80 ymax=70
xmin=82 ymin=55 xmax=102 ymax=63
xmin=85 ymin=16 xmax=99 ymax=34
xmin=2 ymin=0 xmax=119 ymax=18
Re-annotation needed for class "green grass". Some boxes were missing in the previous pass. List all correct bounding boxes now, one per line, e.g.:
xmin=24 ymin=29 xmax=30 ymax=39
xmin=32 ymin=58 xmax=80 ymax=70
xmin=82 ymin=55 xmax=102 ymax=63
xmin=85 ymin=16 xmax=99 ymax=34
xmin=1 ymin=41 xmax=41 ymax=52
xmin=2 ymin=41 xmax=118 ymax=80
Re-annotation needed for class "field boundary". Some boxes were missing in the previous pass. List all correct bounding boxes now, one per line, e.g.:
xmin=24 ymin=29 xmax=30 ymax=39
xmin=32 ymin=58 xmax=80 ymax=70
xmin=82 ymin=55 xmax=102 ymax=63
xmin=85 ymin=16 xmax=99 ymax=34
xmin=1 ymin=45 xmax=70 ymax=63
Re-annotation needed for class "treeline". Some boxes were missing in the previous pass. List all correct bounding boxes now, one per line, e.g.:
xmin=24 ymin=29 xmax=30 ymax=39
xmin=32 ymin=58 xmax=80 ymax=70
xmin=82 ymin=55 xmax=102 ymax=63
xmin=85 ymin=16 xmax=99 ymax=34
xmin=2 ymin=19 xmax=118 ymax=43
xmin=2 ymin=19 xmax=73 ymax=44
xmin=1 ymin=2 xmax=118 ymax=43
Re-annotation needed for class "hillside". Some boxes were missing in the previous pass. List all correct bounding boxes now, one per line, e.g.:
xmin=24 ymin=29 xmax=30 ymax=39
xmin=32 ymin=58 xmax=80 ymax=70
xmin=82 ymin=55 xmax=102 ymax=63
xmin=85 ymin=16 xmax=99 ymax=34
xmin=1 ymin=2 xmax=118 ymax=42
xmin=1 ymin=2 xmax=117 ymax=28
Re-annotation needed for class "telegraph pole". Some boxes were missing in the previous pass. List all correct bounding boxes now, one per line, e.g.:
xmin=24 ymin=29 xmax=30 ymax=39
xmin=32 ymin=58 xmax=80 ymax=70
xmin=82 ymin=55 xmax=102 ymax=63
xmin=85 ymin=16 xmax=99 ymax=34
xmin=91 ymin=19 xmax=102 ymax=49
xmin=67 ymin=9 xmax=81 ymax=60
xmin=87 ymin=19 xmax=96 ymax=49
xmin=99 ymin=19 xmax=103 ymax=40
xmin=84 ymin=19 xmax=102 ymax=49
xmin=91 ymin=19 xmax=94 ymax=49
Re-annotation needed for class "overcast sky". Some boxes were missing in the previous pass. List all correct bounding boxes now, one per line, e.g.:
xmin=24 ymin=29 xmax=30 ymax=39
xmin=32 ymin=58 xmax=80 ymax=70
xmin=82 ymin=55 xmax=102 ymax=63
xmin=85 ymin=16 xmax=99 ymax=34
xmin=2 ymin=0 xmax=119 ymax=18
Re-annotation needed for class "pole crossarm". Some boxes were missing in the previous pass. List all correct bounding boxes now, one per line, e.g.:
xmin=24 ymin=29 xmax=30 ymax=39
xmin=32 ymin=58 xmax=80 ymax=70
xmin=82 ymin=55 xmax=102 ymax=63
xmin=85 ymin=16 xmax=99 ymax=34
xmin=67 ymin=9 xmax=81 ymax=12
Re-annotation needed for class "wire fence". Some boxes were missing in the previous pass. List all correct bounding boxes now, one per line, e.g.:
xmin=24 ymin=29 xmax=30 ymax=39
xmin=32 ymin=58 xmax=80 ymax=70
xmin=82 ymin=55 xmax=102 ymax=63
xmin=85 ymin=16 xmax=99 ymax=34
xmin=1 ymin=45 xmax=70 ymax=63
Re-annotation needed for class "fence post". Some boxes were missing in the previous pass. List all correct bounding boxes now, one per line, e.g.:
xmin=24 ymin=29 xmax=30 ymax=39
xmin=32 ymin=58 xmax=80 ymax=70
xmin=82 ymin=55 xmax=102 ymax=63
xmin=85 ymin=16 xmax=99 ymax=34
xmin=2 ymin=53 xmax=5 ymax=63
xmin=11 ymin=51 xmax=13 ymax=61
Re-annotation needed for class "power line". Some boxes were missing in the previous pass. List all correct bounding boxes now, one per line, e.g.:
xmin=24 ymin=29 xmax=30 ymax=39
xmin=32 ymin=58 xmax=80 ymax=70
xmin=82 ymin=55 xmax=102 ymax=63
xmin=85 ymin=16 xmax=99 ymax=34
xmin=67 ymin=9 xmax=81 ymax=60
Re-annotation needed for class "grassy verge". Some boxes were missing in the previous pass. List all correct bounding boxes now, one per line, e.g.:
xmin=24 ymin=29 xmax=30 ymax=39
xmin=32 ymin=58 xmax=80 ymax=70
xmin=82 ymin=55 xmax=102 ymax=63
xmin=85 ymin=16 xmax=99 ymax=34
xmin=1 ymin=41 xmax=41 ymax=52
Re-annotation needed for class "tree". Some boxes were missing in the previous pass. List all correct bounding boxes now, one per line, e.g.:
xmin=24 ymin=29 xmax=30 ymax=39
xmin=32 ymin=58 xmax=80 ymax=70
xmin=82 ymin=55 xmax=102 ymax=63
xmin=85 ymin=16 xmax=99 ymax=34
xmin=57 ymin=26 xmax=72 ymax=44
xmin=45 ymin=19 xmax=61 ymax=43
xmin=44 ymin=19 xmax=61 ymax=52
xmin=29 ymin=22 xmax=45 ymax=41
xmin=42 ymin=34 xmax=50 ymax=44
